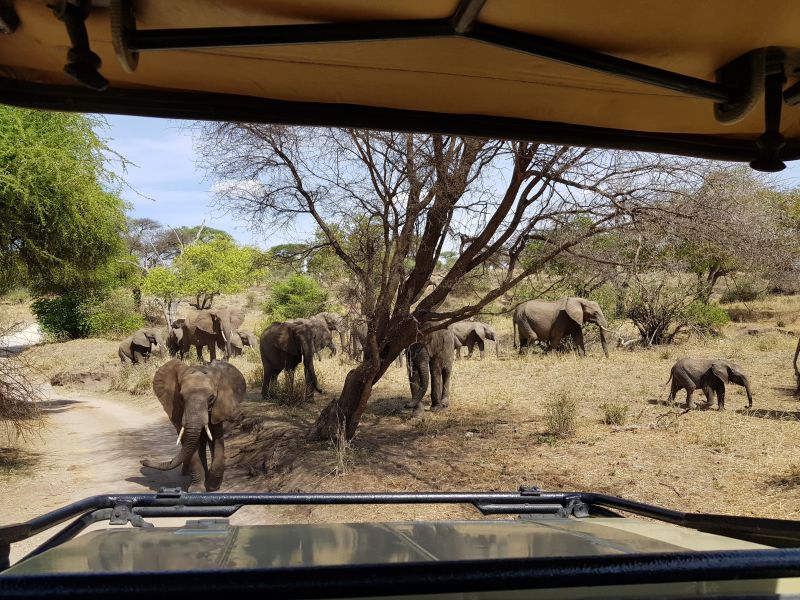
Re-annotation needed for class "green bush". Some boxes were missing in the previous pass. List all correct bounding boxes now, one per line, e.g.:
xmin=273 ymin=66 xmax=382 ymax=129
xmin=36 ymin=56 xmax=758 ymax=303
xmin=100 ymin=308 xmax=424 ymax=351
xmin=263 ymin=274 xmax=328 ymax=322
xmin=32 ymin=292 xmax=92 ymax=340
xmin=720 ymin=278 xmax=766 ymax=304
xmin=685 ymin=302 xmax=730 ymax=335
xmin=84 ymin=288 xmax=144 ymax=338
xmin=587 ymin=284 xmax=622 ymax=319
xmin=32 ymin=289 xmax=143 ymax=340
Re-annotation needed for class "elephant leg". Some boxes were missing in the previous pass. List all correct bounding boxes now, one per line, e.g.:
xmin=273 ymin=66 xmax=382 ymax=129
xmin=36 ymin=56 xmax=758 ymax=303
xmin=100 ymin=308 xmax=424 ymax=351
xmin=195 ymin=344 xmax=204 ymax=363
xmin=131 ymin=350 xmax=143 ymax=364
xmin=572 ymin=330 xmax=586 ymax=356
xmin=205 ymin=422 xmax=225 ymax=491
xmin=668 ymin=382 xmax=680 ymax=406
xmin=262 ymin=368 xmax=279 ymax=398
xmin=430 ymin=358 xmax=444 ymax=411
xmin=701 ymin=385 xmax=714 ymax=407
xmin=716 ymin=383 xmax=726 ymax=410
xmin=208 ymin=343 xmax=217 ymax=363
xmin=476 ymin=338 xmax=485 ymax=360
xmin=407 ymin=345 xmax=429 ymax=416
xmin=548 ymin=331 xmax=565 ymax=353
xmin=439 ymin=364 xmax=452 ymax=408
xmin=685 ymin=386 xmax=696 ymax=410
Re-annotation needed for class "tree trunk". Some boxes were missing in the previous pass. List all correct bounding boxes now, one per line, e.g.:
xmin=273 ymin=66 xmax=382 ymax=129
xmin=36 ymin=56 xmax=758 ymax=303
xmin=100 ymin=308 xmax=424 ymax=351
xmin=311 ymin=361 xmax=380 ymax=440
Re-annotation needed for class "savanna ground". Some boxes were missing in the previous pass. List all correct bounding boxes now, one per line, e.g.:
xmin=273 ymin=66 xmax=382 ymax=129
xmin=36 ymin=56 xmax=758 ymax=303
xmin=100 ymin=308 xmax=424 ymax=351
xmin=1 ymin=291 xmax=799 ymax=558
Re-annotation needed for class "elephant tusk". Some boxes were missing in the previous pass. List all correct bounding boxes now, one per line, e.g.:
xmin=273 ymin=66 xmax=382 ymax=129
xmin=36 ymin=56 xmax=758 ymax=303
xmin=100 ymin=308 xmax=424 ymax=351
xmin=176 ymin=427 xmax=185 ymax=445
xmin=220 ymin=329 xmax=228 ymax=343
xmin=598 ymin=325 xmax=617 ymax=333
xmin=204 ymin=425 xmax=213 ymax=441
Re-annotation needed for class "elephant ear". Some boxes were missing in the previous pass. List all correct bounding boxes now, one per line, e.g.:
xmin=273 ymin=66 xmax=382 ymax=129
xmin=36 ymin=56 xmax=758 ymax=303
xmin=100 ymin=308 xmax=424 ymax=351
xmin=564 ymin=298 xmax=584 ymax=326
xmin=131 ymin=329 xmax=150 ymax=347
xmin=194 ymin=311 xmax=215 ymax=335
xmin=153 ymin=360 xmax=190 ymax=424
xmin=230 ymin=308 xmax=246 ymax=330
xmin=208 ymin=362 xmax=246 ymax=423
xmin=711 ymin=362 xmax=730 ymax=383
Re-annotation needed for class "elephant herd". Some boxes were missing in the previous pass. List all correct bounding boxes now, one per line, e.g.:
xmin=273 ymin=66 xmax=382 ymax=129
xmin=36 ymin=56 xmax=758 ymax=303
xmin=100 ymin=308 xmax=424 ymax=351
xmin=134 ymin=295 xmax=798 ymax=494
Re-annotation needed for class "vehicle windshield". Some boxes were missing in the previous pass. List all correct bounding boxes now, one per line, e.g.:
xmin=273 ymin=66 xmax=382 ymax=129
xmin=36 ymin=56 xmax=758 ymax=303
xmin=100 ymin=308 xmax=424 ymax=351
xmin=1 ymin=0 xmax=800 ymax=582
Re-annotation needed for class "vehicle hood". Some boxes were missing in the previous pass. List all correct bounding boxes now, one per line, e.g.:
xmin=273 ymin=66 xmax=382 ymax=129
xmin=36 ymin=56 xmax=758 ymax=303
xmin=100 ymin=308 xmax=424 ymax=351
xmin=4 ymin=517 xmax=770 ymax=574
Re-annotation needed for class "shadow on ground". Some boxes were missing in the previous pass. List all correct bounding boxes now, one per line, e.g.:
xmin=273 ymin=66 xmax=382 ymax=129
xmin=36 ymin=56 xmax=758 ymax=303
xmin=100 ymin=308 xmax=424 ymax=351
xmin=736 ymin=408 xmax=800 ymax=421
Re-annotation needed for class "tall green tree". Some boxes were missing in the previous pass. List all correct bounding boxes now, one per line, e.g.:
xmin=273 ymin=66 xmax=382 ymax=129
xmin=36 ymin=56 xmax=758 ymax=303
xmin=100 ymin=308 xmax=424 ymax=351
xmin=0 ymin=107 xmax=128 ymax=293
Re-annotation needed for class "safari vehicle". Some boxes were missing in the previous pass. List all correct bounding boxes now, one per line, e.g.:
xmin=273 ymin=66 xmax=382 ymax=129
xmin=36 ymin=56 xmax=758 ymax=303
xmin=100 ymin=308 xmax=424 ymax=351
xmin=2 ymin=0 xmax=800 ymax=597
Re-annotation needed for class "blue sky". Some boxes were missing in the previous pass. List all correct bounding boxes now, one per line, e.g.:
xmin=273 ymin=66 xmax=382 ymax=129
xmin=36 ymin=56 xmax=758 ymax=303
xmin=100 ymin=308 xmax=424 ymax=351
xmin=102 ymin=115 xmax=800 ymax=248
xmin=101 ymin=114 xmax=287 ymax=247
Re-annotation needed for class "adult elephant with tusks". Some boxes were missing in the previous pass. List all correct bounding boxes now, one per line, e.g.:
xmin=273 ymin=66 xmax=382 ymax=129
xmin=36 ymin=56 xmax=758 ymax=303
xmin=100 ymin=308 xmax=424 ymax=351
xmin=311 ymin=311 xmax=346 ymax=354
xmin=181 ymin=308 xmax=245 ymax=362
xmin=513 ymin=297 xmax=611 ymax=357
xmin=405 ymin=327 xmax=455 ymax=417
xmin=667 ymin=358 xmax=753 ymax=410
xmin=141 ymin=359 xmax=245 ymax=492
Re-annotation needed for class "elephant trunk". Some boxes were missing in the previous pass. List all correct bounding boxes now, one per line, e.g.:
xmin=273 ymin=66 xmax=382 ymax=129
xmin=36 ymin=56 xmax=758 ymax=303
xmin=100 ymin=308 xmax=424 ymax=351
xmin=742 ymin=377 xmax=753 ymax=407
xmin=141 ymin=426 xmax=201 ymax=471
xmin=598 ymin=326 xmax=609 ymax=358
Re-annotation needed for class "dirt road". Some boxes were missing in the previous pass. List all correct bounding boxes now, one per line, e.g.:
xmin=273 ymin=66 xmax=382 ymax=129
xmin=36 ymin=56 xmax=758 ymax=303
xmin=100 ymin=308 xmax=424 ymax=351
xmin=0 ymin=386 xmax=184 ymax=562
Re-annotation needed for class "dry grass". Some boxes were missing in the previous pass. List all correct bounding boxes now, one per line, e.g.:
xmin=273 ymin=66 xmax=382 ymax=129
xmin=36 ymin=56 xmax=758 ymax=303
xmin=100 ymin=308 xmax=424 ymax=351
xmin=543 ymin=391 xmax=578 ymax=437
xmin=600 ymin=402 xmax=630 ymax=425
xmin=0 ymin=322 xmax=42 ymax=442
xmin=110 ymin=356 xmax=170 ymax=395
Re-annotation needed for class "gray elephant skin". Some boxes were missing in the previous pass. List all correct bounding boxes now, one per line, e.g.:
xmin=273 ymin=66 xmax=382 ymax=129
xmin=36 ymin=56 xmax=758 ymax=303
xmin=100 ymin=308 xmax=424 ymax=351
xmin=311 ymin=311 xmax=346 ymax=353
xmin=118 ymin=328 xmax=166 ymax=364
xmin=181 ymin=308 xmax=245 ymax=362
xmin=305 ymin=316 xmax=338 ymax=358
xmin=141 ymin=359 xmax=245 ymax=492
xmin=513 ymin=297 xmax=610 ymax=357
xmin=349 ymin=319 xmax=403 ymax=366
xmin=260 ymin=320 xmax=325 ymax=400
xmin=667 ymin=358 xmax=753 ymax=410
xmin=215 ymin=329 xmax=258 ymax=357
xmin=406 ymin=328 xmax=455 ymax=417
xmin=167 ymin=319 xmax=184 ymax=358
xmin=450 ymin=321 xmax=499 ymax=359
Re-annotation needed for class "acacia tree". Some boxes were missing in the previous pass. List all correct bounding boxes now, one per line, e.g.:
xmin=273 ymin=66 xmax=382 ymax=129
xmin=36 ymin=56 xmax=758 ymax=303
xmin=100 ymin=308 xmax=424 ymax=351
xmin=197 ymin=125 xmax=706 ymax=439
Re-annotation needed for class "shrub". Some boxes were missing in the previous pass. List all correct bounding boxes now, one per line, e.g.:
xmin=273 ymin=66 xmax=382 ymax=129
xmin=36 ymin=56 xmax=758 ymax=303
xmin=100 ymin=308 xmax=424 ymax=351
xmin=622 ymin=276 xmax=728 ymax=344
xmin=720 ymin=278 xmax=766 ymax=304
xmin=543 ymin=391 xmax=578 ymax=437
xmin=263 ymin=274 xmax=328 ymax=322
xmin=84 ymin=289 xmax=144 ymax=338
xmin=33 ymin=289 xmax=144 ymax=340
xmin=588 ymin=284 xmax=622 ymax=319
xmin=600 ymin=402 xmax=629 ymax=426
xmin=0 ymin=323 xmax=42 ymax=440
xmin=31 ymin=292 xmax=92 ymax=340
xmin=685 ymin=302 xmax=730 ymax=336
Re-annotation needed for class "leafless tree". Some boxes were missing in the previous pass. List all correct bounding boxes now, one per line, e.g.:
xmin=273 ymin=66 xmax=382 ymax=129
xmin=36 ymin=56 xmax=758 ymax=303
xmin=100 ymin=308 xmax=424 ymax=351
xmin=197 ymin=125 xmax=708 ymax=439
xmin=0 ymin=323 xmax=42 ymax=442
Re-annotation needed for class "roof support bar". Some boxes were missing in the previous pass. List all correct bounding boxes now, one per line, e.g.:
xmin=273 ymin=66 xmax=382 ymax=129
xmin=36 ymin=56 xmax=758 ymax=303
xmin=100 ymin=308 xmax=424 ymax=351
xmin=109 ymin=0 xmax=735 ymax=104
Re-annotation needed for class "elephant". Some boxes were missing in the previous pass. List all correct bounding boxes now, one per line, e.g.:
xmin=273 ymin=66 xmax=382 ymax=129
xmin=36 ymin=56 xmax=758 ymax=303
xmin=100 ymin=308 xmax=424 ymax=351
xmin=405 ymin=327 xmax=455 ymax=417
xmin=216 ymin=329 xmax=258 ymax=357
xmin=181 ymin=308 xmax=245 ymax=362
xmin=118 ymin=328 xmax=166 ymax=364
xmin=667 ymin=358 xmax=753 ymax=410
xmin=349 ymin=319 xmax=403 ymax=367
xmin=794 ymin=337 xmax=800 ymax=395
xmin=513 ymin=297 xmax=610 ymax=357
xmin=166 ymin=319 xmax=184 ymax=358
xmin=449 ymin=321 xmax=499 ymax=359
xmin=306 ymin=316 xmax=338 ymax=358
xmin=237 ymin=329 xmax=258 ymax=350
xmin=141 ymin=359 xmax=245 ymax=492
xmin=311 ymin=311 xmax=346 ymax=354
xmin=260 ymin=320 xmax=324 ymax=400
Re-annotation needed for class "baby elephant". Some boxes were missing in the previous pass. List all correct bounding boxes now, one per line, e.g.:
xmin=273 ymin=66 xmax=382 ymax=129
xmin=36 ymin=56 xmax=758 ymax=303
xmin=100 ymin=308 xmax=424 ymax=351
xmin=667 ymin=358 xmax=753 ymax=410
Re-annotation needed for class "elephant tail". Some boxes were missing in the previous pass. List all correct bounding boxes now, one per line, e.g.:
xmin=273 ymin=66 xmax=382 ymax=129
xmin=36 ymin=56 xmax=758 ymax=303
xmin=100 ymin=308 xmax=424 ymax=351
xmin=664 ymin=372 xmax=673 ymax=387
